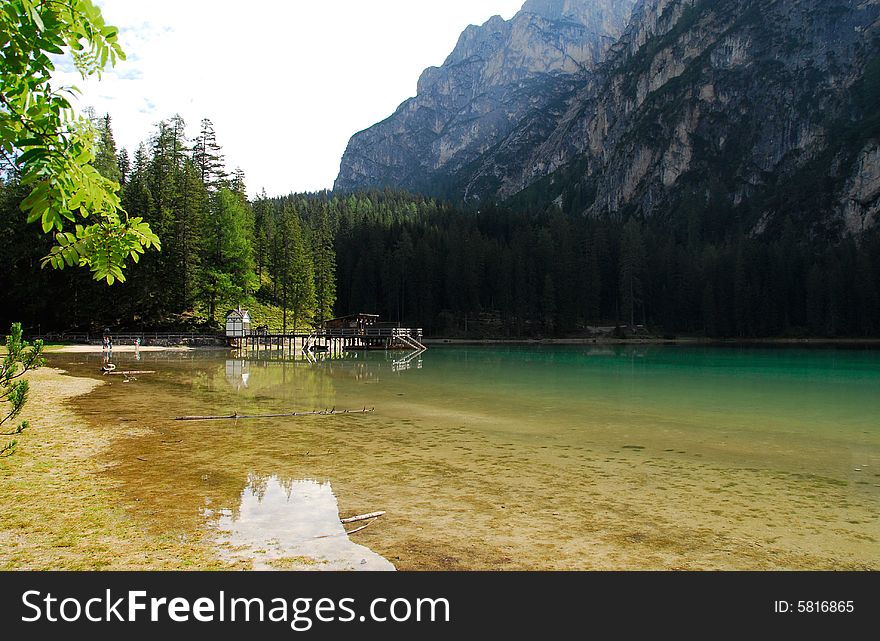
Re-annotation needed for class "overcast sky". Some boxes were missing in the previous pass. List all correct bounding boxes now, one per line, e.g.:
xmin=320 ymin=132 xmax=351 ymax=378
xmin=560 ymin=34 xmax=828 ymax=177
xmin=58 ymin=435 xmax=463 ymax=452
xmin=52 ymin=0 xmax=526 ymax=197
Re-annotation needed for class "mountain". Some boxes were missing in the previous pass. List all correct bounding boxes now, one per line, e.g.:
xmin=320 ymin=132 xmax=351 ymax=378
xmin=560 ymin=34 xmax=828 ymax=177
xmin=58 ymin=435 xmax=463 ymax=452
xmin=336 ymin=0 xmax=880 ymax=237
xmin=333 ymin=0 xmax=637 ymax=197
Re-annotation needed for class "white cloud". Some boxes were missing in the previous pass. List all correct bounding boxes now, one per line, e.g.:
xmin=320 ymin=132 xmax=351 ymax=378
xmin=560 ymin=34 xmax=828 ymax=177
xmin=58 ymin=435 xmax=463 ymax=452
xmin=51 ymin=0 xmax=525 ymax=197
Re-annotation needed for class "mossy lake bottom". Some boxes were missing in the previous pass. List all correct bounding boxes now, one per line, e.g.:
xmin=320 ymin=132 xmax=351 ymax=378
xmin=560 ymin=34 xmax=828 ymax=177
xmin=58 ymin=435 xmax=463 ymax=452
xmin=39 ymin=345 xmax=880 ymax=569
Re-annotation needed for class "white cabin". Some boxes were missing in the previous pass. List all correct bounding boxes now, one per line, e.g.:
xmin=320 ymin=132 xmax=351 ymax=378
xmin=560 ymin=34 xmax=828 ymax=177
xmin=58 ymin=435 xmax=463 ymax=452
xmin=225 ymin=307 xmax=251 ymax=338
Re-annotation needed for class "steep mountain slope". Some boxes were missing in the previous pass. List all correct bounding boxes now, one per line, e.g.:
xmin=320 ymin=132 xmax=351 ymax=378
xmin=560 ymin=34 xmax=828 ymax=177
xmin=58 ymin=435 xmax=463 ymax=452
xmin=337 ymin=0 xmax=880 ymax=237
xmin=333 ymin=0 xmax=636 ymax=196
xmin=476 ymin=0 xmax=880 ymax=236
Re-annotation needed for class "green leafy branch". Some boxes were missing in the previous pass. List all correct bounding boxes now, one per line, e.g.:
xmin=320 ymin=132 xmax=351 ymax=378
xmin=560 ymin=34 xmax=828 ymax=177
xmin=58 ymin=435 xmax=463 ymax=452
xmin=1 ymin=323 xmax=44 ymax=457
xmin=1 ymin=0 xmax=160 ymax=284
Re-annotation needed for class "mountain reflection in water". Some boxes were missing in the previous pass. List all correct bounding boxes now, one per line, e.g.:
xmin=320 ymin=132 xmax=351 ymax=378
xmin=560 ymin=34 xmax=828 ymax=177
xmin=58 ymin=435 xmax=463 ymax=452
xmin=206 ymin=475 xmax=394 ymax=571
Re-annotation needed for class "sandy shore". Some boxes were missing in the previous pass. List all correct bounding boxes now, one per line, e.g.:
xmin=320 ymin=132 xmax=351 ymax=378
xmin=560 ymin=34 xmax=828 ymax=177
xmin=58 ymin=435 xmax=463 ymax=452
xmin=0 ymin=365 xmax=392 ymax=571
xmin=46 ymin=344 xmax=194 ymax=353
xmin=0 ymin=367 xmax=236 ymax=570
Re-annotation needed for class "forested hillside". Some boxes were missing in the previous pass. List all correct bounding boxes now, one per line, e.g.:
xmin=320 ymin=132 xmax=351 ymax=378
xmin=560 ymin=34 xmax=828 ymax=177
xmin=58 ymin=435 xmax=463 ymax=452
xmin=0 ymin=114 xmax=334 ymax=333
xmin=332 ymin=199 xmax=880 ymax=338
xmin=2 ymin=112 xmax=879 ymax=338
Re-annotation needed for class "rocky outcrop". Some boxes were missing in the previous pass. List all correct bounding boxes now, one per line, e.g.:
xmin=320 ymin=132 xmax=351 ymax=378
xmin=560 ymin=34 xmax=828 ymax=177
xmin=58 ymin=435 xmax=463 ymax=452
xmin=337 ymin=0 xmax=880 ymax=237
xmin=334 ymin=0 xmax=636 ymax=197
xmin=843 ymin=144 xmax=880 ymax=234
xmin=467 ymin=0 xmax=880 ymax=236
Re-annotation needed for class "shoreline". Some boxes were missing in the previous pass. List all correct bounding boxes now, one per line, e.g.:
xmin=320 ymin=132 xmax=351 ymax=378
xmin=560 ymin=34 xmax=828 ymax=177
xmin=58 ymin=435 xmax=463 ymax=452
xmin=4 ymin=355 xmax=874 ymax=571
xmin=422 ymin=336 xmax=880 ymax=346
xmin=44 ymin=344 xmax=229 ymax=353
xmin=33 ymin=337 xmax=880 ymax=353
xmin=1 ymin=364 xmax=393 ymax=571
xmin=0 ymin=366 xmax=235 ymax=570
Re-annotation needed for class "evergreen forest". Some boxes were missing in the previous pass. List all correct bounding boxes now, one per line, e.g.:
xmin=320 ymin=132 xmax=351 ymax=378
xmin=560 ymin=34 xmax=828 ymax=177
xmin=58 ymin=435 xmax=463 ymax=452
xmin=2 ymin=114 xmax=880 ymax=339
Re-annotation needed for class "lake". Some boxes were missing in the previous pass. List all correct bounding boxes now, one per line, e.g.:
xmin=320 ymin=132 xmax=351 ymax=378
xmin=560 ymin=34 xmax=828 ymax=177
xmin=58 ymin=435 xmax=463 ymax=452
xmin=52 ymin=344 xmax=880 ymax=569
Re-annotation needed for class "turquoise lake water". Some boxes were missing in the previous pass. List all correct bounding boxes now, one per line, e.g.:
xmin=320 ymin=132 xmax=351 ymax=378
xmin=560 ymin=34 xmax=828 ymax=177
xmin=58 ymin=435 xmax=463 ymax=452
xmin=56 ymin=344 xmax=880 ymax=569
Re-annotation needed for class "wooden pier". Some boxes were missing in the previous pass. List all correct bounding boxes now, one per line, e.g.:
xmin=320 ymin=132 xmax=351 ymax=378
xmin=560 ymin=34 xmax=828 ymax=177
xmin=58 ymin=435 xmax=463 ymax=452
xmin=235 ymin=326 xmax=426 ymax=358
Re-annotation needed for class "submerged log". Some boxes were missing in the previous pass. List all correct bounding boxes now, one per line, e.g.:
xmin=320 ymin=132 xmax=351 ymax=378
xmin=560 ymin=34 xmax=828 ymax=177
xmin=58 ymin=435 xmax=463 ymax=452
xmin=340 ymin=511 xmax=386 ymax=524
xmin=105 ymin=370 xmax=156 ymax=375
xmin=313 ymin=517 xmax=376 ymax=540
xmin=174 ymin=407 xmax=375 ymax=421
xmin=345 ymin=520 xmax=376 ymax=535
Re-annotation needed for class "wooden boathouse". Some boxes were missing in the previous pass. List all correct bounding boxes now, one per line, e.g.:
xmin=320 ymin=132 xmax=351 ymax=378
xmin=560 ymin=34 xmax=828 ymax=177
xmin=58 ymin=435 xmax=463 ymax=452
xmin=227 ymin=311 xmax=425 ymax=356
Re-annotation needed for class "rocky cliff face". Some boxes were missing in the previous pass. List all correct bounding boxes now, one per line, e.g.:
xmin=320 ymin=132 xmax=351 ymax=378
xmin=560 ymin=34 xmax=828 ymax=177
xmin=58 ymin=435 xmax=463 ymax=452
xmin=480 ymin=0 xmax=880 ymax=236
xmin=333 ymin=0 xmax=636 ymax=196
xmin=336 ymin=0 xmax=880 ymax=237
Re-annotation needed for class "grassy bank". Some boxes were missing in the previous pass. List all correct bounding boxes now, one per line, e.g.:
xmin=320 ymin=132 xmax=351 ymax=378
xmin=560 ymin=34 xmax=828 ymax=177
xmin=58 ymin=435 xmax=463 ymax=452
xmin=0 ymin=367 xmax=235 ymax=570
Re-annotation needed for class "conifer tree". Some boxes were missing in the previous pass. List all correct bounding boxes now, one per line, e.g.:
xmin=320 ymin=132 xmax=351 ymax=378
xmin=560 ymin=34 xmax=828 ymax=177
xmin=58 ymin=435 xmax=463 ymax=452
xmin=193 ymin=118 xmax=227 ymax=191
xmin=312 ymin=207 xmax=337 ymax=325
xmin=176 ymin=158 xmax=208 ymax=309
xmin=252 ymin=190 xmax=272 ymax=282
xmin=117 ymin=148 xmax=130 ymax=186
xmin=93 ymin=114 xmax=122 ymax=184
xmin=278 ymin=204 xmax=315 ymax=334
xmin=619 ymin=217 xmax=645 ymax=328
xmin=231 ymin=167 xmax=247 ymax=196
xmin=584 ymin=228 xmax=602 ymax=323
xmin=200 ymin=188 xmax=256 ymax=323
xmin=147 ymin=118 xmax=188 ymax=314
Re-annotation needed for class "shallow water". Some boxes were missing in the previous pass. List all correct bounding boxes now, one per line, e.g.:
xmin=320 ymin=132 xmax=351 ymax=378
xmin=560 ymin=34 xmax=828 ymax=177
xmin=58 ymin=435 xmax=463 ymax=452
xmin=208 ymin=476 xmax=394 ymax=570
xmin=56 ymin=345 xmax=880 ymax=569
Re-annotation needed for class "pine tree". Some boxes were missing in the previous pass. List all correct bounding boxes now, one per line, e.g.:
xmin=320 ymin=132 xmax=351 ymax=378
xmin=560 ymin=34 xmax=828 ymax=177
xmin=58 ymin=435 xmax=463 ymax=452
xmin=593 ymin=225 xmax=612 ymax=321
xmin=177 ymin=158 xmax=208 ymax=309
xmin=702 ymin=281 xmax=717 ymax=336
xmin=118 ymin=142 xmax=158 ymax=320
xmin=200 ymin=188 xmax=256 ymax=323
xmin=805 ymin=263 xmax=825 ymax=335
xmin=584 ymin=228 xmax=602 ymax=323
xmin=193 ymin=118 xmax=227 ymax=191
xmin=252 ymin=190 xmax=272 ymax=282
xmin=542 ymin=272 xmax=556 ymax=334
xmin=146 ymin=117 xmax=189 ymax=315
xmin=312 ymin=207 xmax=337 ymax=325
xmin=734 ymin=243 xmax=749 ymax=337
xmin=93 ymin=114 xmax=121 ymax=183
xmin=231 ymin=167 xmax=247 ymax=196
xmin=117 ymin=147 xmax=130 ymax=186
xmin=278 ymin=203 xmax=315 ymax=334
xmin=856 ymin=247 xmax=878 ymax=335
xmin=392 ymin=228 xmax=414 ymax=323
xmin=619 ymin=218 xmax=645 ymax=328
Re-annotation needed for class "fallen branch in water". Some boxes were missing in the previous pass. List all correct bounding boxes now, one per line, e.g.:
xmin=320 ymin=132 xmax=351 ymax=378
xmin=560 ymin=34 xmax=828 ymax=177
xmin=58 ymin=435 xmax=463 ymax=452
xmin=312 ymin=514 xmax=384 ymax=539
xmin=174 ymin=407 xmax=375 ymax=421
xmin=340 ymin=511 xmax=385 ymax=524
xmin=345 ymin=520 xmax=376 ymax=536
xmin=105 ymin=370 xmax=156 ymax=376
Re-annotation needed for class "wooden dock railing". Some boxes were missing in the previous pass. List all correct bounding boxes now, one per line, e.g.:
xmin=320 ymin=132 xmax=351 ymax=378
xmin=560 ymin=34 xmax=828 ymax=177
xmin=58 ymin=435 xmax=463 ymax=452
xmin=31 ymin=331 xmax=225 ymax=345
xmin=238 ymin=326 xmax=426 ymax=353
